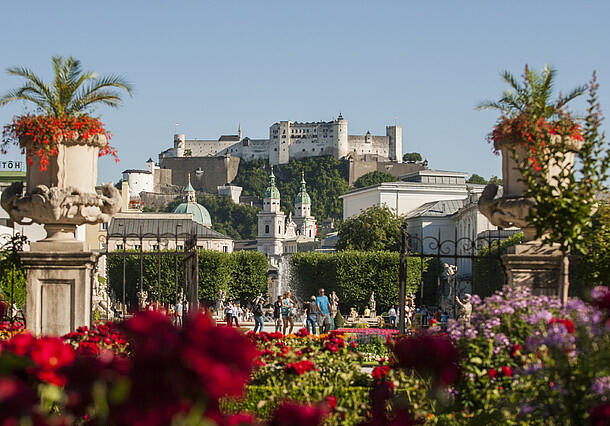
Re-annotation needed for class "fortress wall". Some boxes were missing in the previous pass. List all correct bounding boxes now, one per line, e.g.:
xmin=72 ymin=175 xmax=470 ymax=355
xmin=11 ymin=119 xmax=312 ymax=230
xmin=288 ymin=137 xmax=333 ymax=159
xmin=140 ymin=192 xmax=180 ymax=211
xmin=347 ymin=157 xmax=426 ymax=185
xmin=347 ymin=135 xmax=390 ymax=157
xmin=159 ymin=156 xmax=240 ymax=193
xmin=185 ymin=140 xmax=235 ymax=157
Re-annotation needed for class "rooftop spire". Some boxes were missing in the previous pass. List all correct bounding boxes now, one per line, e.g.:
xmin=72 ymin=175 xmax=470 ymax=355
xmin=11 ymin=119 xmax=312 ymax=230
xmin=184 ymin=173 xmax=196 ymax=202
xmin=264 ymin=166 xmax=280 ymax=199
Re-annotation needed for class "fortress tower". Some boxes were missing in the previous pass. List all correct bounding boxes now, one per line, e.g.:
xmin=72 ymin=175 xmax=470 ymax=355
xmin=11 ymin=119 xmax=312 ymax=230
xmin=386 ymin=125 xmax=403 ymax=163
xmin=174 ymin=134 xmax=185 ymax=158
xmin=334 ymin=113 xmax=349 ymax=159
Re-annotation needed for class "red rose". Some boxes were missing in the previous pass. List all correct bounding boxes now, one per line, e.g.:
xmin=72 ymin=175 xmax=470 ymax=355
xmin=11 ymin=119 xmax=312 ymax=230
xmin=271 ymin=401 xmax=329 ymax=426
xmin=488 ymin=368 xmax=497 ymax=379
xmin=501 ymin=366 xmax=513 ymax=378
xmin=393 ymin=334 xmax=460 ymax=386
xmin=589 ymin=403 xmax=610 ymax=426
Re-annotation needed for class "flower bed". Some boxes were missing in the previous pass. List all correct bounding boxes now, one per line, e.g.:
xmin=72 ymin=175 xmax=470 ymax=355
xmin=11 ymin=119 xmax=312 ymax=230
xmin=0 ymin=286 xmax=608 ymax=425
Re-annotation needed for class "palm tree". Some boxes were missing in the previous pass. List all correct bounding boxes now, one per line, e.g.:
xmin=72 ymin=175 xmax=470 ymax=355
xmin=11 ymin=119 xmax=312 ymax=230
xmin=477 ymin=64 xmax=585 ymax=120
xmin=0 ymin=56 xmax=133 ymax=116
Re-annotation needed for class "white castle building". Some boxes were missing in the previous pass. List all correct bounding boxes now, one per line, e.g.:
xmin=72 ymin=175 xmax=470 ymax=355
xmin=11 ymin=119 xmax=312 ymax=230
xmin=257 ymin=169 xmax=317 ymax=256
xmin=160 ymin=114 xmax=402 ymax=165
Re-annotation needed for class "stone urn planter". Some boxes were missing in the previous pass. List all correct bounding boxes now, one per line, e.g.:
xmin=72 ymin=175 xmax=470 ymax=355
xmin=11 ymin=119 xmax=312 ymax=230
xmin=1 ymin=134 xmax=121 ymax=242
xmin=0 ymin=134 xmax=122 ymax=336
xmin=494 ymin=135 xmax=581 ymax=198
xmin=479 ymin=134 xmax=581 ymax=241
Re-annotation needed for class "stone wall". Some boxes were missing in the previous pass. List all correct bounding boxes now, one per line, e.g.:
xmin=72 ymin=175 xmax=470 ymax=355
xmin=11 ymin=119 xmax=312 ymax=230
xmin=140 ymin=192 xmax=180 ymax=211
xmin=159 ymin=156 xmax=240 ymax=193
xmin=347 ymin=156 xmax=426 ymax=185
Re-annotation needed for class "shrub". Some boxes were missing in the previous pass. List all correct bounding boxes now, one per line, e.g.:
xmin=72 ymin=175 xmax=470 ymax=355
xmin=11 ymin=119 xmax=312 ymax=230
xmin=290 ymin=251 xmax=425 ymax=313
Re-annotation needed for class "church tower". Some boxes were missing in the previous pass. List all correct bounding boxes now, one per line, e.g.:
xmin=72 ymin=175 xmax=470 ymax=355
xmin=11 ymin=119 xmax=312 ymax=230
xmin=257 ymin=167 xmax=286 ymax=256
xmin=293 ymin=171 xmax=317 ymax=238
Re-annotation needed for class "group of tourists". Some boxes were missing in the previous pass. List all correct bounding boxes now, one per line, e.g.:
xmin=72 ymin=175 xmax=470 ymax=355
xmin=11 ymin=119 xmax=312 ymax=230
xmin=223 ymin=301 xmax=245 ymax=327
xmin=264 ymin=288 xmax=334 ymax=335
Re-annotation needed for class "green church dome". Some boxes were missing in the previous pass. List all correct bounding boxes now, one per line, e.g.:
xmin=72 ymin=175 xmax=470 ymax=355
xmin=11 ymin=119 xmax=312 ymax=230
xmin=173 ymin=201 xmax=212 ymax=226
xmin=294 ymin=172 xmax=311 ymax=204
xmin=264 ymin=168 xmax=281 ymax=199
xmin=173 ymin=175 xmax=212 ymax=226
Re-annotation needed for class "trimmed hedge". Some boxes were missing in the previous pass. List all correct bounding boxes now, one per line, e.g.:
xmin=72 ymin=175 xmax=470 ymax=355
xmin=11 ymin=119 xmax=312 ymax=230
xmin=107 ymin=250 xmax=268 ymax=308
xmin=290 ymin=251 xmax=425 ymax=313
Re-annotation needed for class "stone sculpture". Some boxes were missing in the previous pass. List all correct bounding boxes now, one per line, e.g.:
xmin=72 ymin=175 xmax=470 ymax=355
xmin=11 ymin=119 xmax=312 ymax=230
xmin=330 ymin=291 xmax=339 ymax=317
xmin=478 ymin=183 xmax=535 ymax=239
xmin=455 ymin=294 xmax=473 ymax=325
xmin=1 ymin=182 xmax=121 ymax=238
xmin=368 ymin=291 xmax=376 ymax=313
xmin=136 ymin=290 xmax=148 ymax=310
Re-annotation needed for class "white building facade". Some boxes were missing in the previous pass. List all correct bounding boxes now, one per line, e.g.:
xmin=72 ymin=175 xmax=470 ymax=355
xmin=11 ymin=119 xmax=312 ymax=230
xmin=340 ymin=170 xmax=512 ymax=278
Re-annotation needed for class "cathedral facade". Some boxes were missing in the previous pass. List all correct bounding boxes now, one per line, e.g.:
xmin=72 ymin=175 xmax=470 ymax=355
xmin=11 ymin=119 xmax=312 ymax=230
xmin=257 ymin=169 xmax=317 ymax=256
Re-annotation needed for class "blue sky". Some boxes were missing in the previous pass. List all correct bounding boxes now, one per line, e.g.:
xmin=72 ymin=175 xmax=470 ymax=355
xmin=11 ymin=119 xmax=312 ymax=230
xmin=1 ymin=1 xmax=609 ymax=184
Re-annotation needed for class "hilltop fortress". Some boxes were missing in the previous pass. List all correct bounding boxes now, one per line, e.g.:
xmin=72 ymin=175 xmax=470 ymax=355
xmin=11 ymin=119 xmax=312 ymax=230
xmin=160 ymin=114 xmax=403 ymax=165
xmin=125 ymin=115 xmax=425 ymax=208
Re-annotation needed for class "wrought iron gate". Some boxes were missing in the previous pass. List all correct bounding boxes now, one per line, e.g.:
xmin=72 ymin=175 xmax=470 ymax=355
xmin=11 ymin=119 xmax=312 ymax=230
xmin=397 ymin=227 xmax=519 ymax=333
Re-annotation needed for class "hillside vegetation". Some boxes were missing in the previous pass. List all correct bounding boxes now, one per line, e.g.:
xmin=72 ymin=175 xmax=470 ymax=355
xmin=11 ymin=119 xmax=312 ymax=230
xmin=232 ymin=156 xmax=350 ymax=221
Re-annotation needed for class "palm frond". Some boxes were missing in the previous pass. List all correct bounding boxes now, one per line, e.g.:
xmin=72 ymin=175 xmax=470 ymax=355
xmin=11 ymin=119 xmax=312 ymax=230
xmin=500 ymin=70 xmax=522 ymax=93
xmin=0 ymin=90 xmax=49 ymax=113
xmin=68 ymin=90 xmax=124 ymax=114
xmin=5 ymin=66 xmax=55 ymax=107
xmin=86 ymin=74 xmax=134 ymax=96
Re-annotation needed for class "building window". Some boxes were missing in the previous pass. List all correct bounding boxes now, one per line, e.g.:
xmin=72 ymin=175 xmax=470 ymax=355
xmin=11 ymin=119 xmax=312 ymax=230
xmin=223 ymin=246 xmax=228 ymax=252
xmin=100 ymin=222 xmax=108 ymax=230
xmin=152 ymin=245 xmax=159 ymax=250
xmin=134 ymin=245 xmax=141 ymax=250
xmin=177 ymin=245 xmax=184 ymax=250
xmin=116 ymin=244 xmax=124 ymax=250
xmin=265 ymin=225 xmax=269 ymax=234
xmin=278 ymin=225 xmax=281 ymax=233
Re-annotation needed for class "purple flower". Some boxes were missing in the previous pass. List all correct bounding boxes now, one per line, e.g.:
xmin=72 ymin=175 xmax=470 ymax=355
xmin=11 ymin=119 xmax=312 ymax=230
xmin=592 ymin=376 xmax=610 ymax=396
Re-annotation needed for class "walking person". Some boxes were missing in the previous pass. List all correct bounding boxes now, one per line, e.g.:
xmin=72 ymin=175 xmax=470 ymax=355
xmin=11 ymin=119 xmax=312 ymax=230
xmin=316 ymin=288 xmax=331 ymax=334
xmin=281 ymin=291 xmax=296 ymax=335
xmin=305 ymin=296 xmax=319 ymax=335
xmin=273 ymin=296 xmax=283 ymax=333
xmin=253 ymin=296 xmax=264 ymax=333
xmin=388 ymin=305 xmax=397 ymax=328
xmin=224 ymin=301 xmax=234 ymax=327
xmin=232 ymin=302 xmax=242 ymax=327
xmin=175 ymin=300 xmax=183 ymax=326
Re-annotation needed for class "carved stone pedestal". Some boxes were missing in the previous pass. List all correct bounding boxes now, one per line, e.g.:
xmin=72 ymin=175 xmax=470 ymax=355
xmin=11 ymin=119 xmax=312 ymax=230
xmin=20 ymin=241 xmax=96 ymax=336
xmin=501 ymin=242 xmax=567 ymax=300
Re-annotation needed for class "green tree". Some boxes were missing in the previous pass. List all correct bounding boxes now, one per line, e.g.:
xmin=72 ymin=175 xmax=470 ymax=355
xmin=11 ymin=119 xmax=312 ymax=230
xmin=336 ymin=205 xmax=403 ymax=252
xmin=403 ymin=152 xmax=422 ymax=162
xmin=0 ymin=56 xmax=133 ymax=116
xmin=488 ymin=175 xmax=503 ymax=186
xmin=467 ymin=173 xmax=487 ymax=184
xmin=354 ymin=171 xmax=398 ymax=188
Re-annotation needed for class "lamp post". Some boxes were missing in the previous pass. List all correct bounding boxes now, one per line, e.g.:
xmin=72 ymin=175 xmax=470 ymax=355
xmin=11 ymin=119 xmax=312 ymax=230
xmin=175 ymin=223 xmax=182 ymax=306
